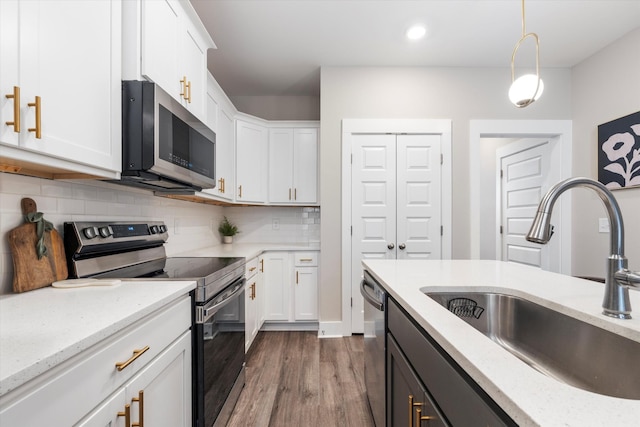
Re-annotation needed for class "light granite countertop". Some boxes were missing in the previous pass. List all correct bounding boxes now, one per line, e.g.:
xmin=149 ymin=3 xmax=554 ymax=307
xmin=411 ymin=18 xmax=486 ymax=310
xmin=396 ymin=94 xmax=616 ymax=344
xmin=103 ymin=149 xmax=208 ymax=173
xmin=0 ymin=280 xmax=196 ymax=397
xmin=175 ymin=242 xmax=320 ymax=260
xmin=362 ymin=259 xmax=640 ymax=427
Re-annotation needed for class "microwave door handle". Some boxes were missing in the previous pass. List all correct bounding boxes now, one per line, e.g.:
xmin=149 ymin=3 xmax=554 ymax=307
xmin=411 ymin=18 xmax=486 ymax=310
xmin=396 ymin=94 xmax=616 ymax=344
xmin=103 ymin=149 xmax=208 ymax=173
xmin=201 ymin=278 xmax=246 ymax=321
xmin=360 ymin=279 xmax=384 ymax=311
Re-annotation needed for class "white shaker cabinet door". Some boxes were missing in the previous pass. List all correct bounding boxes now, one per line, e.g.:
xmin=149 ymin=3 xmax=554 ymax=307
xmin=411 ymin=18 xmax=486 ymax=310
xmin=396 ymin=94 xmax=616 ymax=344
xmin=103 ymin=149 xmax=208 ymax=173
xmin=292 ymin=128 xmax=318 ymax=204
xmin=8 ymin=0 xmax=121 ymax=172
xmin=141 ymin=0 xmax=181 ymax=101
xmin=236 ymin=120 xmax=268 ymax=203
xmin=294 ymin=267 xmax=318 ymax=321
xmin=269 ymin=128 xmax=295 ymax=203
xmin=124 ymin=332 xmax=192 ymax=427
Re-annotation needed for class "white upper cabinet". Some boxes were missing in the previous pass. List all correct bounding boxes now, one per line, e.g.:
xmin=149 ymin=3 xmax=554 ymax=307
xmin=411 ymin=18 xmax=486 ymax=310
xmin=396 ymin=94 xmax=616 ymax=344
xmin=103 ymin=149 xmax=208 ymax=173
xmin=269 ymin=127 xmax=318 ymax=204
xmin=124 ymin=0 xmax=214 ymax=121
xmin=202 ymin=73 xmax=235 ymax=201
xmin=236 ymin=119 xmax=268 ymax=203
xmin=0 ymin=0 xmax=121 ymax=177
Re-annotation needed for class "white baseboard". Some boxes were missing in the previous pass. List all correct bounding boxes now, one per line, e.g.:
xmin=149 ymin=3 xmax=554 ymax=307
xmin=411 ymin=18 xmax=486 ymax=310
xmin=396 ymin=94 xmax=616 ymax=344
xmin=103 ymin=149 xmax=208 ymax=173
xmin=260 ymin=321 xmax=318 ymax=331
xmin=317 ymin=321 xmax=344 ymax=338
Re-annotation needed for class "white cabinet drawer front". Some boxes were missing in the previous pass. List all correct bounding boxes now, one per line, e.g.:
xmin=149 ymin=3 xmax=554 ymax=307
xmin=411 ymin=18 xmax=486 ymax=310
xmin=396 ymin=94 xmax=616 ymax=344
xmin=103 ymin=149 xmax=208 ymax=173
xmin=0 ymin=296 xmax=191 ymax=427
xmin=293 ymin=252 xmax=318 ymax=267
xmin=245 ymin=257 xmax=259 ymax=278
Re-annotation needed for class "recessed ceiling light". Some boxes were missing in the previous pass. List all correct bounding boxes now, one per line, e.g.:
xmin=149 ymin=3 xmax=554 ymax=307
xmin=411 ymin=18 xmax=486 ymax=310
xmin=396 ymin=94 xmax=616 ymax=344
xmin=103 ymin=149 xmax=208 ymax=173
xmin=406 ymin=25 xmax=427 ymax=40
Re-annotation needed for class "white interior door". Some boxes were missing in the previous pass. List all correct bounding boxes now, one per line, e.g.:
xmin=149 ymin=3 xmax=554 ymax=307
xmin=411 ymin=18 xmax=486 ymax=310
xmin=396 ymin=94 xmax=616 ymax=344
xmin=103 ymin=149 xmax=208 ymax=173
xmin=351 ymin=133 xmax=443 ymax=333
xmin=396 ymin=135 xmax=442 ymax=259
xmin=351 ymin=134 xmax=396 ymax=333
xmin=498 ymin=139 xmax=551 ymax=269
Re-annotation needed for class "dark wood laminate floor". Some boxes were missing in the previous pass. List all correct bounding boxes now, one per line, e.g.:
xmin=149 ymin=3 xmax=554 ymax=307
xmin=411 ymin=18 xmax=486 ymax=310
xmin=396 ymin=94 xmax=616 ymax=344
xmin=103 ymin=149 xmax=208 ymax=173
xmin=226 ymin=331 xmax=375 ymax=427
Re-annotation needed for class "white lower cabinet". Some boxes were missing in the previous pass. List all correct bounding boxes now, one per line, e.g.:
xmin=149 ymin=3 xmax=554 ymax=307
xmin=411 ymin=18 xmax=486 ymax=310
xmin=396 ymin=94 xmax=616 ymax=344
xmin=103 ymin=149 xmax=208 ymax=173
xmin=0 ymin=296 xmax=192 ymax=426
xmin=263 ymin=251 xmax=319 ymax=325
xmin=245 ymin=256 xmax=264 ymax=352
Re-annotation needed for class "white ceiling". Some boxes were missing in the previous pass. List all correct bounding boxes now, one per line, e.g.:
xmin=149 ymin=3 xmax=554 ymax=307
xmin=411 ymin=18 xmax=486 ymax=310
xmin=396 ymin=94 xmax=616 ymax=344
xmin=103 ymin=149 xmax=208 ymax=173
xmin=189 ymin=0 xmax=640 ymax=98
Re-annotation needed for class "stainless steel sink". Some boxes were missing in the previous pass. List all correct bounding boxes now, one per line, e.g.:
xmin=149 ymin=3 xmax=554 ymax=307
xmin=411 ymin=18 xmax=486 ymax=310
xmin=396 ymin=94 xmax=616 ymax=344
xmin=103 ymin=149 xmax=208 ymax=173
xmin=426 ymin=291 xmax=640 ymax=400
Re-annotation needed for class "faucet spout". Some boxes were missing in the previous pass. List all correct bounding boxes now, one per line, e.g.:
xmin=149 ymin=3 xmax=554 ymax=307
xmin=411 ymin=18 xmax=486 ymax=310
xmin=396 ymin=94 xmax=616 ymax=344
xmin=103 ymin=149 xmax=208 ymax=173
xmin=526 ymin=177 xmax=636 ymax=319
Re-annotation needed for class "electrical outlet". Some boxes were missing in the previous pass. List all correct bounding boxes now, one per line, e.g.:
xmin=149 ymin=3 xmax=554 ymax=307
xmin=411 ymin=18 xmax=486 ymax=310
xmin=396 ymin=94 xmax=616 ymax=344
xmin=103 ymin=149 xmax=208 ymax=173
xmin=598 ymin=217 xmax=610 ymax=233
xmin=272 ymin=218 xmax=280 ymax=230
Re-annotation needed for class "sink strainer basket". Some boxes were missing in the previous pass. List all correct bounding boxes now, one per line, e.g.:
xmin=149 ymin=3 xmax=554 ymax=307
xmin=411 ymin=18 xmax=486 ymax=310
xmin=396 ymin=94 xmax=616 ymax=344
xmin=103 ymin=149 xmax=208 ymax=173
xmin=447 ymin=298 xmax=485 ymax=319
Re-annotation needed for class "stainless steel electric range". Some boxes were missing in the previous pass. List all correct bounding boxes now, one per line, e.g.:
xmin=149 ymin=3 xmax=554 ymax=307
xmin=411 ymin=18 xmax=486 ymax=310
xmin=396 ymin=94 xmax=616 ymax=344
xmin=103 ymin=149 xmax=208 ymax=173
xmin=64 ymin=221 xmax=246 ymax=427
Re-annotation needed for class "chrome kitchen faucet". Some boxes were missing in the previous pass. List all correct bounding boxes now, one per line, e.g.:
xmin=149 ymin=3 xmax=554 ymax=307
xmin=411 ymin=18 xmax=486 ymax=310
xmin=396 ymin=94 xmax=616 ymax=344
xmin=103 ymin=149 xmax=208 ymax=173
xmin=526 ymin=177 xmax=640 ymax=319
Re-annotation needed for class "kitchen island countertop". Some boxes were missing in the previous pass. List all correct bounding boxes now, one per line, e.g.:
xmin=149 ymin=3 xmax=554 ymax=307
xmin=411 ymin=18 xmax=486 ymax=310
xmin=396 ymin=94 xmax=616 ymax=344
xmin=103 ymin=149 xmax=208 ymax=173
xmin=363 ymin=259 xmax=640 ymax=427
xmin=0 ymin=280 xmax=196 ymax=397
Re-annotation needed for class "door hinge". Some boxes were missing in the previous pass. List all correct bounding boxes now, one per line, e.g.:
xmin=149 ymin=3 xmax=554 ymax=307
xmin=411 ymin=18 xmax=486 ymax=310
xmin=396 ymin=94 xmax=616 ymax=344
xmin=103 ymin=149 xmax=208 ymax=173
xmin=500 ymin=225 xmax=503 ymax=234
xmin=440 ymin=225 xmax=443 ymax=236
xmin=350 ymin=297 xmax=353 ymax=307
xmin=440 ymin=153 xmax=443 ymax=165
xmin=350 ymin=225 xmax=353 ymax=235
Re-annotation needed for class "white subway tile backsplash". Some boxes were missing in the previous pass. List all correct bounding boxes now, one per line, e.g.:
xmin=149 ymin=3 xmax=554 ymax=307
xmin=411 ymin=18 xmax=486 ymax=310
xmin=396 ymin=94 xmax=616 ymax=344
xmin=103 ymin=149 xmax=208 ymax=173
xmin=0 ymin=173 xmax=320 ymax=294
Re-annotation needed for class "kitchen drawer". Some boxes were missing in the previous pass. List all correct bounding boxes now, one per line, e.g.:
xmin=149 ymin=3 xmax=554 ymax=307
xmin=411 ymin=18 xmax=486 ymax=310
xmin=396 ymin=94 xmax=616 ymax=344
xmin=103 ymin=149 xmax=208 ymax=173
xmin=387 ymin=298 xmax=515 ymax=427
xmin=293 ymin=252 xmax=318 ymax=267
xmin=245 ymin=256 xmax=259 ymax=278
xmin=0 ymin=296 xmax=192 ymax=427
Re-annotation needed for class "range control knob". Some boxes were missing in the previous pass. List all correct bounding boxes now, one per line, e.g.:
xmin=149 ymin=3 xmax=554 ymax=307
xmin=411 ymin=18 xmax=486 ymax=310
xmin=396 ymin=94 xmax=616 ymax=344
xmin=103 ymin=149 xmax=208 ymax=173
xmin=99 ymin=226 xmax=113 ymax=238
xmin=150 ymin=225 xmax=159 ymax=234
xmin=159 ymin=224 xmax=167 ymax=233
xmin=83 ymin=227 xmax=99 ymax=239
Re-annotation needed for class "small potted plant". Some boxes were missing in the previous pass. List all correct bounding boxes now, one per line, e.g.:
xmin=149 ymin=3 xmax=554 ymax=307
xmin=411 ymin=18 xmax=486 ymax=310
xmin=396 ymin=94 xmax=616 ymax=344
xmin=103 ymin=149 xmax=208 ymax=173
xmin=218 ymin=216 xmax=239 ymax=244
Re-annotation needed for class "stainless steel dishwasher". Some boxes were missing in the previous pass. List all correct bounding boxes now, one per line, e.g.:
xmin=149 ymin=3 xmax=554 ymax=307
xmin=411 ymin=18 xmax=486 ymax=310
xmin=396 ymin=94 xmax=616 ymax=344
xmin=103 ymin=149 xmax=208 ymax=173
xmin=361 ymin=270 xmax=386 ymax=427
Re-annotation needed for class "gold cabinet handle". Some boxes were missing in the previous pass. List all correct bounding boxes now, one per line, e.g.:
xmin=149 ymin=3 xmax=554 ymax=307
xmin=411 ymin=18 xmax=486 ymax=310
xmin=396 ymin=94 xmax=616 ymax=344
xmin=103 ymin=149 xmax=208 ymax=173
xmin=260 ymin=258 xmax=264 ymax=272
xmin=218 ymin=178 xmax=224 ymax=192
xmin=238 ymin=185 xmax=242 ymax=198
xmin=27 ymin=96 xmax=41 ymax=139
xmin=250 ymin=282 xmax=256 ymax=300
xmin=118 ymin=403 xmax=131 ymax=427
xmin=289 ymin=188 xmax=292 ymax=200
xmin=115 ymin=346 xmax=150 ymax=371
xmin=180 ymin=76 xmax=187 ymax=100
xmin=296 ymin=270 xmax=299 ymax=284
xmin=132 ymin=390 xmax=144 ymax=427
xmin=186 ymin=80 xmax=192 ymax=103
xmin=220 ymin=177 xmax=225 ymax=193
xmin=294 ymin=188 xmax=297 ymax=200
xmin=415 ymin=407 xmax=434 ymax=426
xmin=299 ymin=258 xmax=313 ymax=262
xmin=409 ymin=395 xmax=414 ymax=427
xmin=5 ymin=86 xmax=20 ymax=132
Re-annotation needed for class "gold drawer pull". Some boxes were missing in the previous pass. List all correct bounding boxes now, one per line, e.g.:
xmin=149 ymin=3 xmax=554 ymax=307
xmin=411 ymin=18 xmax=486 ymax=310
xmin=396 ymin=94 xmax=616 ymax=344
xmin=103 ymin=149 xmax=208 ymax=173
xmin=299 ymin=258 xmax=313 ymax=262
xmin=260 ymin=258 xmax=264 ymax=272
xmin=115 ymin=346 xmax=150 ymax=371
xmin=132 ymin=390 xmax=144 ymax=427
xmin=249 ymin=266 xmax=256 ymax=272
xmin=5 ymin=86 xmax=20 ymax=132
xmin=28 ymin=96 xmax=41 ymax=139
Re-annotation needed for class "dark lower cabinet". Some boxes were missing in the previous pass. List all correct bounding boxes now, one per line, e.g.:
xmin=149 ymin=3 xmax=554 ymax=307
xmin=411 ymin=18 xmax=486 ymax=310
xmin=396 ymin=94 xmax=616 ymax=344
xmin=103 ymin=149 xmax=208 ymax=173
xmin=387 ymin=297 xmax=517 ymax=427
xmin=387 ymin=333 xmax=448 ymax=427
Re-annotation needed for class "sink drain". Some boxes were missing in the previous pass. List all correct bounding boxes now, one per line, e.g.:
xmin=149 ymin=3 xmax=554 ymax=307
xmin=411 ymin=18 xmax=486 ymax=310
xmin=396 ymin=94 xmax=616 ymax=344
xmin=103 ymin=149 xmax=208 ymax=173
xmin=447 ymin=298 xmax=485 ymax=319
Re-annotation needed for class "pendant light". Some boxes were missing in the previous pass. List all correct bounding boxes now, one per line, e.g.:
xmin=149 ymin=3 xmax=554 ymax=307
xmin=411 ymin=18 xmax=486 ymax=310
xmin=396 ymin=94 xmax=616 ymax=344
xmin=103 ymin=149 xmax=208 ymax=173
xmin=509 ymin=0 xmax=543 ymax=108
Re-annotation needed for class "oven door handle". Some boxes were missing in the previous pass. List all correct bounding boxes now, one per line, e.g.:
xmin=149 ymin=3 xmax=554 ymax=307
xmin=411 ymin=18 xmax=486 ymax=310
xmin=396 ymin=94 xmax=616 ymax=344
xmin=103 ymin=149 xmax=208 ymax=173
xmin=198 ymin=277 xmax=246 ymax=323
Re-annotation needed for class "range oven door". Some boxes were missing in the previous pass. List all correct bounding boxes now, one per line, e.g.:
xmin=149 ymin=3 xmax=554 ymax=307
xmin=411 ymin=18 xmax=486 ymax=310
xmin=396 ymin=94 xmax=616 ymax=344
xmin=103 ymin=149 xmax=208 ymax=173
xmin=194 ymin=276 xmax=246 ymax=427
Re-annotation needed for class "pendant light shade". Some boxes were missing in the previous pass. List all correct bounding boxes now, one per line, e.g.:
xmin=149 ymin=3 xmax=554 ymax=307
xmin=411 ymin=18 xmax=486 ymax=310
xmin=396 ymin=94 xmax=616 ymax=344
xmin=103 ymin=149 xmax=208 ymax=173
xmin=509 ymin=0 xmax=543 ymax=108
xmin=509 ymin=74 xmax=544 ymax=107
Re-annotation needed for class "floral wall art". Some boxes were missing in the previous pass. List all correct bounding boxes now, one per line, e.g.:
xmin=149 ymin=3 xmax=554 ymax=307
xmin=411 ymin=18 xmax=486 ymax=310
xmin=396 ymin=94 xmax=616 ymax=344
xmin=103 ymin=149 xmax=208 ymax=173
xmin=598 ymin=111 xmax=640 ymax=190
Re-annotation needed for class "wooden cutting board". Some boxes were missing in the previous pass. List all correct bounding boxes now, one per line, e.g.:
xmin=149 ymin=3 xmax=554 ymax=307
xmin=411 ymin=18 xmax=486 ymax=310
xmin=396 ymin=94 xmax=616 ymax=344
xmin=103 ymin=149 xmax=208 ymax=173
xmin=7 ymin=198 xmax=68 ymax=293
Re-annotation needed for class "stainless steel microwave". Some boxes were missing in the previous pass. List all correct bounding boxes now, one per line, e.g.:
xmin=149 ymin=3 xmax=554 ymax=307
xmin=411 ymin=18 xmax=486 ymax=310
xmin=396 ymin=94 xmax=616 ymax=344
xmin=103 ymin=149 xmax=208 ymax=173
xmin=119 ymin=80 xmax=216 ymax=192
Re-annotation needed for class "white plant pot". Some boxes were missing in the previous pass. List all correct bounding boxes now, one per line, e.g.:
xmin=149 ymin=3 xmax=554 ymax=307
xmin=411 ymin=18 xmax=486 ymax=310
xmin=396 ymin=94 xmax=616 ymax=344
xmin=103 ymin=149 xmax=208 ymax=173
xmin=223 ymin=236 xmax=233 ymax=244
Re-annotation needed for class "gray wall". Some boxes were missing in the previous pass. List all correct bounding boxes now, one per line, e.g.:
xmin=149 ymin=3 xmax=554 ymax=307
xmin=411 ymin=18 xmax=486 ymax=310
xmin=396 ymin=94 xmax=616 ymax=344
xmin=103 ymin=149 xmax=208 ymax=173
xmin=571 ymin=28 xmax=640 ymax=275
xmin=320 ymin=66 xmax=572 ymax=321
xmin=230 ymin=95 xmax=320 ymax=120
